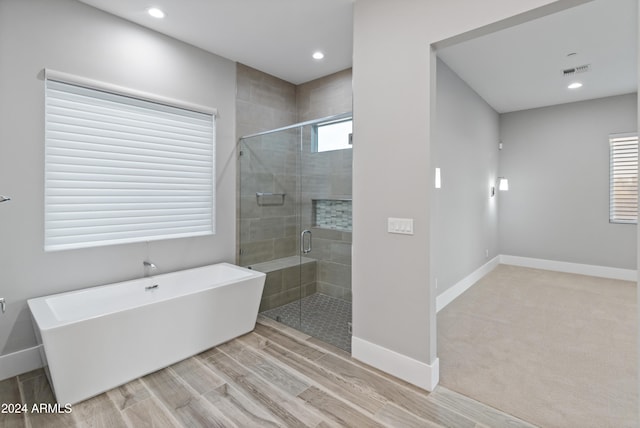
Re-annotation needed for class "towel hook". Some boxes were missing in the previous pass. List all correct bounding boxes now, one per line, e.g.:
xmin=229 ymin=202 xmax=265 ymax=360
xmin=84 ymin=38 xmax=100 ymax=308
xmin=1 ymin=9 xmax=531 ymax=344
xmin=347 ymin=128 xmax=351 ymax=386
xmin=0 ymin=195 xmax=11 ymax=203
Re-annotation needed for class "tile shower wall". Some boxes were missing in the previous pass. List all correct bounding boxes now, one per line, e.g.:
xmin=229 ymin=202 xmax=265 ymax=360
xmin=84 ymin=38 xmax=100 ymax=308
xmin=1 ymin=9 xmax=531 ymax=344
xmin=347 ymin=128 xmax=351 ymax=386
xmin=297 ymin=70 xmax=353 ymax=301
xmin=237 ymin=65 xmax=353 ymax=302
xmin=236 ymin=64 xmax=297 ymax=139
xmin=301 ymin=147 xmax=352 ymax=301
xmin=238 ymin=129 xmax=300 ymax=267
xmin=297 ymin=68 xmax=353 ymax=122
xmin=237 ymin=64 xmax=299 ymax=266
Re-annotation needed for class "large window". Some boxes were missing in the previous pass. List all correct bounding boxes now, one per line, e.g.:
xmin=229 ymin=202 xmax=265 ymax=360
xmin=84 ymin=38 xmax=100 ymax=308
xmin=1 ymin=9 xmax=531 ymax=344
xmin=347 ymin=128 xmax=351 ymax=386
xmin=609 ymin=133 xmax=638 ymax=224
xmin=313 ymin=117 xmax=352 ymax=152
xmin=44 ymin=74 xmax=216 ymax=251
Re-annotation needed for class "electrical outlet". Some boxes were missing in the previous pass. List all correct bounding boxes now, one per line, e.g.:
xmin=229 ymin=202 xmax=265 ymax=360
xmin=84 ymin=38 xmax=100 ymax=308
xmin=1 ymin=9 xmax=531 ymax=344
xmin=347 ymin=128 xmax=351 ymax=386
xmin=435 ymin=278 xmax=439 ymax=289
xmin=485 ymin=249 xmax=489 ymax=258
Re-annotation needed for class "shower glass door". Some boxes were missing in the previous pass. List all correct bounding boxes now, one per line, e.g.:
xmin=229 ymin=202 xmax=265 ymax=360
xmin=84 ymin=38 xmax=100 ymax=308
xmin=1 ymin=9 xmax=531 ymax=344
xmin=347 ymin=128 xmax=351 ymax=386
xmin=239 ymin=126 xmax=304 ymax=330
xmin=239 ymin=113 xmax=353 ymax=352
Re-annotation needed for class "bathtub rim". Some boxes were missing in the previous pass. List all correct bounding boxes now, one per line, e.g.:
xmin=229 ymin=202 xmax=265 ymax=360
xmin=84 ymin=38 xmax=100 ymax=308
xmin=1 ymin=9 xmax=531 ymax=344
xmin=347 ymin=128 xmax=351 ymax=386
xmin=28 ymin=262 xmax=265 ymax=331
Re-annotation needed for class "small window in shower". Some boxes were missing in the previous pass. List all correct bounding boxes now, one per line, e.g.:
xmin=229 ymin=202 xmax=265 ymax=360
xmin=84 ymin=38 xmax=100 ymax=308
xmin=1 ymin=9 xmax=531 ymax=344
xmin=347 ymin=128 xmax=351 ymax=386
xmin=313 ymin=117 xmax=352 ymax=152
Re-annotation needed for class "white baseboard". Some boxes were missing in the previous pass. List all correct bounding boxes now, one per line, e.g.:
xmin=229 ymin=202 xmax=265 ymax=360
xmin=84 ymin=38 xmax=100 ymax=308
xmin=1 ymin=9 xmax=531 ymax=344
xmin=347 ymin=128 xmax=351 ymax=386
xmin=500 ymin=255 xmax=637 ymax=282
xmin=0 ymin=346 xmax=43 ymax=381
xmin=351 ymin=336 xmax=439 ymax=391
xmin=349 ymin=254 xmax=635 ymax=395
xmin=436 ymin=255 xmax=636 ymax=313
xmin=436 ymin=256 xmax=500 ymax=312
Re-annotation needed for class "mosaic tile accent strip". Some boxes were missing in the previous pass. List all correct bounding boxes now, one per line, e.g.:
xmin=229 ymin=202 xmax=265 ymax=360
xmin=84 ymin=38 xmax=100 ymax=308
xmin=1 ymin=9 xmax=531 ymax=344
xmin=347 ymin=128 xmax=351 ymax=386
xmin=313 ymin=199 xmax=352 ymax=231
xmin=261 ymin=293 xmax=352 ymax=352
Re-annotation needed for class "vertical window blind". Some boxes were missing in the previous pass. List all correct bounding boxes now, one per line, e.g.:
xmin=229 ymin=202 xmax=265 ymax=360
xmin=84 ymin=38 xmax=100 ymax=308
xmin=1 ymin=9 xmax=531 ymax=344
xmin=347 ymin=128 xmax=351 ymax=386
xmin=609 ymin=134 xmax=638 ymax=224
xmin=44 ymin=77 xmax=216 ymax=251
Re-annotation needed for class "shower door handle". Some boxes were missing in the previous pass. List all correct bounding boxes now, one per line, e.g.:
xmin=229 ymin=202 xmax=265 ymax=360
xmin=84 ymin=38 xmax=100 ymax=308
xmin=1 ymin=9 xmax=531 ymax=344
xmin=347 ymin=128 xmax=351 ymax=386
xmin=301 ymin=230 xmax=312 ymax=254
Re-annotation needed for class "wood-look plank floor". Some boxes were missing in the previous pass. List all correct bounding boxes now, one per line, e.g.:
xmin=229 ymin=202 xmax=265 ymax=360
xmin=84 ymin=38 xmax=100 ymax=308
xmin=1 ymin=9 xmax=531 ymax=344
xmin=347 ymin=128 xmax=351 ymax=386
xmin=0 ymin=316 xmax=537 ymax=428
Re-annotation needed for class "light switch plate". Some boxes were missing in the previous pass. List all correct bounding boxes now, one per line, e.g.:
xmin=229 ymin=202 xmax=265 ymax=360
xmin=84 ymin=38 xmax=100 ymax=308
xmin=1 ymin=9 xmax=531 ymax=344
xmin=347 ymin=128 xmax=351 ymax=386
xmin=388 ymin=217 xmax=414 ymax=235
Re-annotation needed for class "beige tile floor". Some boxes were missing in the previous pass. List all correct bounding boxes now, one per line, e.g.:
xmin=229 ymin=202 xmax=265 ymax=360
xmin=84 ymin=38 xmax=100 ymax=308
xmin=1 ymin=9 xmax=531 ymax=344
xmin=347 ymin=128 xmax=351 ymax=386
xmin=438 ymin=264 xmax=638 ymax=428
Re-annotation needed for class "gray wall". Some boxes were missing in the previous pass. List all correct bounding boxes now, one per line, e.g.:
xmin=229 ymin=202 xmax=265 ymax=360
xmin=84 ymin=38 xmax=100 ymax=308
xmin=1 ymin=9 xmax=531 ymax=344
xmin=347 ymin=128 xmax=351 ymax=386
xmin=433 ymin=59 xmax=500 ymax=295
xmin=352 ymin=0 xmax=575 ymax=373
xmin=432 ymin=59 xmax=636 ymax=294
xmin=499 ymin=93 xmax=638 ymax=269
xmin=0 ymin=0 xmax=237 ymax=357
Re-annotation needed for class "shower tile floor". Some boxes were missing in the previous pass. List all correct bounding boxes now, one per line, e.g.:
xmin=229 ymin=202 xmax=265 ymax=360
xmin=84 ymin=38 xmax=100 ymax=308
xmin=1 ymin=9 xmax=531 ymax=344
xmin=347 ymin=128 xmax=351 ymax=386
xmin=261 ymin=293 xmax=352 ymax=352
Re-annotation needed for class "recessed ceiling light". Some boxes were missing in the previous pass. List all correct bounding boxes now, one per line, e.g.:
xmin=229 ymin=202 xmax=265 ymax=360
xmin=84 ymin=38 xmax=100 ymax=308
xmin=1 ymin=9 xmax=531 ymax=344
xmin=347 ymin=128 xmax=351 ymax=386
xmin=147 ymin=7 xmax=165 ymax=19
xmin=568 ymin=82 xmax=583 ymax=89
xmin=312 ymin=51 xmax=325 ymax=60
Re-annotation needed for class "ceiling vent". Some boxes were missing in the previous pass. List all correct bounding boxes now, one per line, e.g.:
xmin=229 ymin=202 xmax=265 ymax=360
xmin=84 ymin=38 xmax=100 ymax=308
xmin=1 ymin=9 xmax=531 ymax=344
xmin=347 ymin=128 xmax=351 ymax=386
xmin=563 ymin=64 xmax=591 ymax=76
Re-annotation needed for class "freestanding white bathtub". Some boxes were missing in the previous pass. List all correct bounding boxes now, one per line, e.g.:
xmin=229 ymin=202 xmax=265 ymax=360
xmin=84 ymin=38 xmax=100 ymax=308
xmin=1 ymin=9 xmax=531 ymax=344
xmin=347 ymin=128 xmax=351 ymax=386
xmin=28 ymin=263 xmax=265 ymax=405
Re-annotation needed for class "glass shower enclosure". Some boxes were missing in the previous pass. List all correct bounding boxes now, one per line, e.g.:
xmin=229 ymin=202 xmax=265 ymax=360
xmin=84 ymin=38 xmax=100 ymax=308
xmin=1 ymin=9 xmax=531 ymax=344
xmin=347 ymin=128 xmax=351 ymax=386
xmin=238 ymin=113 xmax=353 ymax=351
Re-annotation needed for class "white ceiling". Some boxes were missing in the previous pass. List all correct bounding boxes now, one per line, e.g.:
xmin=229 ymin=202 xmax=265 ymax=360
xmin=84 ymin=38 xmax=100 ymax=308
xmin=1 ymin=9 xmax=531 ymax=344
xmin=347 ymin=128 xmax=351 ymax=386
xmin=77 ymin=0 xmax=636 ymax=112
xmin=437 ymin=0 xmax=638 ymax=113
xmin=77 ymin=0 xmax=354 ymax=85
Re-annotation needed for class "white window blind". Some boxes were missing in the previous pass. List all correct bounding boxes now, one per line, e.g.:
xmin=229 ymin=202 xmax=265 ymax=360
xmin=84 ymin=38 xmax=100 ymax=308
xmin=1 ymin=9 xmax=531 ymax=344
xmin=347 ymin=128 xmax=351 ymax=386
xmin=609 ymin=134 xmax=638 ymax=224
xmin=45 ymin=78 xmax=215 ymax=251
